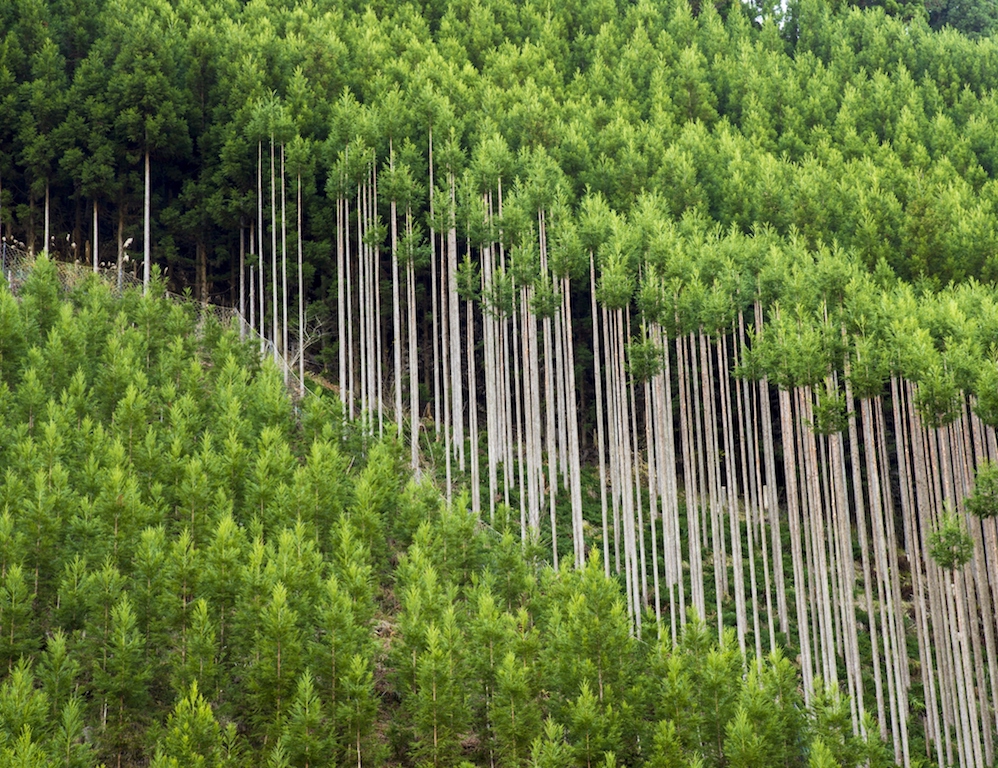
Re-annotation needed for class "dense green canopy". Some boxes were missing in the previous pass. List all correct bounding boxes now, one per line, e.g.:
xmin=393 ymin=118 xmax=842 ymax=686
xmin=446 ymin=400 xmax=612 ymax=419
xmin=1 ymin=0 xmax=997 ymax=298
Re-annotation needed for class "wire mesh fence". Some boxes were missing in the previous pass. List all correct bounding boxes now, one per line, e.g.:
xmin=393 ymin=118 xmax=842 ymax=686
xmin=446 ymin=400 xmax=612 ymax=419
xmin=1 ymin=242 xmax=33 ymax=292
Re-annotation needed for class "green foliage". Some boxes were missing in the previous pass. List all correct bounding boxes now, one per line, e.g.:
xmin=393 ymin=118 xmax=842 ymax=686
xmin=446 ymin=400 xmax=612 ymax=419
xmin=411 ymin=614 xmax=469 ymax=767
xmin=338 ymin=654 xmax=378 ymax=766
xmin=808 ymin=737 xmax=842 ymax=768
xmin=493 ymin=650 xmax=543 ymax=765
xmin=280 ymin=670 xmax=335 ymax=768
xmin=0 ymin=565 xmax=36 ymax=667
xmin=596 ymin=247 xmax=634 ymax=310
xmin=0 ymin=660 xmax=48 ymax=746
xmin=808 ymin=682 xmax=868 ymax=768
xmin=913 ymin=363 xmax=961 ymax=429
xmin=246 ymin=582 xmax=303 ymax=742
xmin=809 ymin=382 xmax=850 ymax=435
xmin=18 ymin=256 xmax=61 ymax=340
xmin=928 ymin=510 xmax=974 ymax=571
xmin=152 ymin=681 xmax=224 ymax=768
xmin=626 ymin=337 xmax=664 ymax=383
xmin=351 ymin=438 xmax=404 ymax=573
xmin=0 ymin=288 xmax=27 ymax=386
xmin=966 ymin=460 xmax=998 ymax=519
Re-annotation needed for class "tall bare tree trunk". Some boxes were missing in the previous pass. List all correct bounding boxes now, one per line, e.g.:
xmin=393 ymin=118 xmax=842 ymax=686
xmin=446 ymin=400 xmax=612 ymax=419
xmin=468 ymin=292 xmax=480 ymax=515
xmin=406 ymin=206 xmax=419 ymax=472
xmin=281 ymin=144 xmax=289 ymax=380
xmin=429 ymin=129 xmax=441 ymax=437
xmin=373 ymin=165 xmax=384 ymax=436
xmin=564 ymin=277 xmax=584 ymax=569
xmin=482 ymin=193 xmax=498 ymax=521
xmin=239 ymin=221 xmax=246 ymax=337
xmin=390 ymin=141 xmax=403 ymax=437
xmin=143 ymin=149 xmax=151 ymax=294
xmin=448 ymin=172 xmax=463 ymax=471
xmin=678 ymin=331 xmax=704 ymax=620
xmin=779 ymin=384 xmax=814 ymax=702
xmin=93 ymin=200 xmax=99 ymax=273
xmin=591 ymin=255 xmax=610 ymax=577
xmin=270 ymin=137 xmax=279 ymax=364
xmin=297 ymin=171 xmax=304 ymax=388
xmin=258 ymin=142 xmax=266 ymax=355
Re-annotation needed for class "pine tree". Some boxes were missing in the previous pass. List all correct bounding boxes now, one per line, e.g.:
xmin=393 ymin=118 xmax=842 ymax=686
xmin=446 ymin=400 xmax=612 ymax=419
xmin=411 ymin=611 xmax=469 ymax=768
xmin=337 ymin=654 xmax=377 ymax=768
xmin=529 ymin=718 xmax=573 ymax=768
xmin=0 ymin=659 xmax=48 ymax=749
xmin=151 ymin=681 xmax=224 ymax=768
xmin=47 ymin=697 xmax=93 ymax=768
xmin=493 ymin=651 xmax=542 ymax=767
xmin=0 ymin=564 xmax=35 ymax=670
xmin=567 ymin=680 xmax=621 ymax=768
xmin=246 ymin=582 xmax=303 ymax=743
xmin=724 ymin=708 xmax=767 ymax=768
xmin=36 ymin=629 xmax=79 ymax=721
xmin=94 ymin=594 xmax=150 ymax=766
xmin=281 ymin=670 xmax=334 ymax=768
xmin=171 ymin=598 xmax=218 ymax=700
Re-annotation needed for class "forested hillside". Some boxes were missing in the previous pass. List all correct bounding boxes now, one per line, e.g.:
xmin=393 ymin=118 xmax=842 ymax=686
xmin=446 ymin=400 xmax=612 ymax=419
xmin=0 ymin=261 xmax=888 ymax=767
xmin=4 ymin=0 xmax=998 ymax=766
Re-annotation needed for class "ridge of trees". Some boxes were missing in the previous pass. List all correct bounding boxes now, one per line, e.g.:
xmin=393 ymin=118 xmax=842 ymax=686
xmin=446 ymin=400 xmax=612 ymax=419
xmin=2 ymin=0 xmax=998 ymax=293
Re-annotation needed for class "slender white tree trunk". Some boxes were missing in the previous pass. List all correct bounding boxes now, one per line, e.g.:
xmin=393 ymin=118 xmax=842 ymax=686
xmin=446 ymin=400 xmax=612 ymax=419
xmin=646 ymin=375 xmax=661 ymax=624
xmin=468 ymin=294 xmax=480 ymax=514
xmin=656 ymin=324 xmax=683 ymax=639
xmin=358 ymin=183 xmax=367 ymax=424
xmin=93 ymin=199 xmax=99 ymax=273
xmin=144 ymin=149 xmax=151 ymax=293
xmin=629 ymin=315 xmax=647 ymax=611
xmin=430 ymin=133 xmax=441 ymax=437
xmin=539 ymin=213 xmax=558 ymax=568
xmin=780 ymin=384 xmax=814 ymax=703
xmin=441 ymin=222 xmax=452 ymax=499
xmin=373 ymin=164 xmax=384 ymax=436
xmin=511 ymin=276 xmax=527 ymax=540
xmin=258 ymin=141 xmax=265 ymax=355
xmin=719 ymin=334 xmax=746 ymax=656
xmin=270 ymin=137 xmax=279 ymax=363
xmin=345 ymin=181 xmax=355 ymax=418
xmin=448 ymin=173 xmax=463 ymax=470
xmin=390 ymin=142 xmax=403 ymax=436
xmin=733 ymin=324 xmax=762 ymax=662
xmin=591 ymin=254 xmax=610 ymax=577
xmin=700 ymin=331 xmax=725 ymax=638
xmin=605 ymin=305 xmax=621 ymax=574
xmin=249 ymin=264 xmax=255 ymax=337
xmin=337 ymin=186 xmax=347 ymax=413
xmin=297 ymin=171 xmax=304 ymax=388
xmin=564 ymin=277 xmax=584 ymax=569
xmin=892 ymin=378 xmax=939 ymax=761
xmin=239 ymin=222 xmax=246 ymax=338
xmin=406 ymin=206 xmax=419 ymax=472
xmin=678 ymin=331 xmax=704 ymax=620
xmin=482 ymin=193 xmax=498 ymax=522
xmin=281 ymin=144 xmax=289 ymax=380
